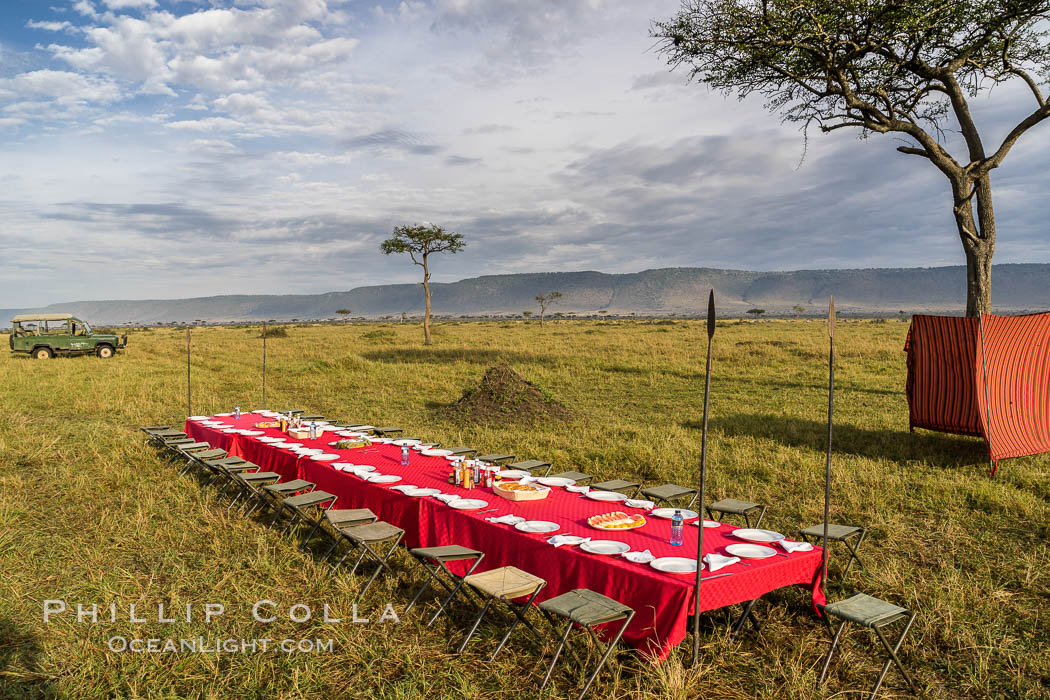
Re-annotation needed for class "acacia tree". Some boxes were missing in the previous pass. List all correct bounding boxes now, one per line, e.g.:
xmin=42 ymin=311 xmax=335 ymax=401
xmin=336 ymin=308 xmax=352 ymax=323
xmin=380 ymin=224 xmax=465 ymax=345
xmin=535 ymin=291 xmax=563 ymax=326
xmin=654 ymin=1 xmax=1050 ymax=316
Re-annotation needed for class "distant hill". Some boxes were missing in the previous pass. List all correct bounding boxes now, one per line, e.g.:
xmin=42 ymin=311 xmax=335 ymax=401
xmin=3 ymin=264 xmax=1048 ymax=325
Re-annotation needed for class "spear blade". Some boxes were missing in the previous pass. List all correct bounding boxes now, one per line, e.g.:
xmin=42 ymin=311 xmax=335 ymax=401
xmin=692 ymin=289 xmax=715 ymax=666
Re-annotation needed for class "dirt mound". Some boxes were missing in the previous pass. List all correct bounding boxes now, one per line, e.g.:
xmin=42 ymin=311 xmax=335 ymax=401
xmin=445 ymin=363 xmax=569 ymax=424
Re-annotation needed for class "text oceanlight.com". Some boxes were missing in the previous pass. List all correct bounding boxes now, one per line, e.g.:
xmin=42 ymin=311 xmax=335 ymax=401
xmin=43 ymin=599 xmax=401 ymax=654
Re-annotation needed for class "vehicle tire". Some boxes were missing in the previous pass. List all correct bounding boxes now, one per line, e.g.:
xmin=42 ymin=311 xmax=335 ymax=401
xmin=96 ymin=345 xmax=114 ymax=359
xmin=33 ymin=347 xmax=54 ymax=359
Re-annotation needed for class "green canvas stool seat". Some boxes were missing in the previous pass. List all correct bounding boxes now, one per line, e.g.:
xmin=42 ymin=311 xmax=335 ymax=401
xmin=180 ymin=447 xmax=227 ymax=477
xmin=261 ymin=479 xmax=314 ymax=522
xmin=276 ymin=491 xmax=337 ymax=545
xmin=321 ymin=509 xmax=378 ymax=558
xmin=800 ymin=524 xmax=868 ymax=579
xmin=590 ymin=480 xmax=641 ymax=498
xmin=537 ymin=589 xmax=635 ymax=700
xmin=548 ymin=471 xmax=592 ymax=485
xmin=300 ymin=415 xmax=325 ymax=420
xmin=477 ymin=454 xmax=515 ymax=465
xmin=162 ymin=437 xmax=195 ymax=449
xmin=373 ymin=426 xmax=403 ymax=436
xmin=641 ymin=484 xmax=698 ymax=508
xmin=331 ymin=521 xmax=405 ymax=600
xmin=446 ymin=446 xmax=478 ymax=456
xmin=405 ymin=545 xmax=485 ymax=625
xmin=706 ymin=498 xmax=767 ymax=527
xmin=508 ymin=459 xmax=551 ymax=475
xmin=818 ymin=593 xmax=918 ymax=698
xmin=457 ymin=566 xmax=546 ymax=660
xmin=177 ymin=441 xmax=211 ymax=453
xmin=235 ymin=472 xmax=282 ymax=514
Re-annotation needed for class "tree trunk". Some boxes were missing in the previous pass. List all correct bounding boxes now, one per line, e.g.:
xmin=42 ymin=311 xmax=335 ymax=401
xmin=539 ymin=308 xmax=545 ymax=326
xmin=422 ymin=257 xmax=432 ymax=346
xmin=952 ymin=175 xmax=996 ymax=316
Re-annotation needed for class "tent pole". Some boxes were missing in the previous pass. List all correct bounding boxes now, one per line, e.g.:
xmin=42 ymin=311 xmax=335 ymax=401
xmin=822 ymin=297 xmax=835 ymax=600
xmin=262 ymin=322 xmax=267 ymax=410
xmin=692 ymin=290 xmax=715 ymax=667
xmin=978 ymin=313 xmax=996 ymax=477
xmin=186 ymin=328 xmax=191 ymax=417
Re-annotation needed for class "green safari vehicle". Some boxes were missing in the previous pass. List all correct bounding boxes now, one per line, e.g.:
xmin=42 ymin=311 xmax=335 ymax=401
xmin=9 ymin=313 xmax=127 ymax=359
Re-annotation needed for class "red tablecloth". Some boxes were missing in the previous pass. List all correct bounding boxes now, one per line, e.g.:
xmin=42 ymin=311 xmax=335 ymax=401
xmin=186 ymin=415 xmax=825 ymax=661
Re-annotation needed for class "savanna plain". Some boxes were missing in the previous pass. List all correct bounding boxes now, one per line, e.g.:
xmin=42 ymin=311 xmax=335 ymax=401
xmin=0 ymin=319 xmax=1047 ymax=699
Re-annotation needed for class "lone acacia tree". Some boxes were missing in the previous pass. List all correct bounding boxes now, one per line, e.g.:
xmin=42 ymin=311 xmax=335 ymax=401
xmin=380 ymin=224 xmax=465 ymax=345
xmin=654 ymin=1 xmax=1050 ymax=316
xmin=535 ymin=291 xmax=563 ymax=326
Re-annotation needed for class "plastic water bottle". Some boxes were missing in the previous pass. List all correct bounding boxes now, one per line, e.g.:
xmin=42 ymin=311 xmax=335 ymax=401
xmin=234 ymin=405 xmax=241 ymax=420
xmin=401 ymin=444 xmax=410 ymax=466
xmin=670 ymin=510 xmax=684 ymax=546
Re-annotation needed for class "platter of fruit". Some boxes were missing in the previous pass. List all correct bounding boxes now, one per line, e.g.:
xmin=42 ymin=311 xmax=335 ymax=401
xmin=587 ymin=511 xmax=646 ymax=531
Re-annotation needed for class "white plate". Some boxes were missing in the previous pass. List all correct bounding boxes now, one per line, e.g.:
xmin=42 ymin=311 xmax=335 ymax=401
xmin=421 ymin=448 xmax=454 ymax=457
xmin=336 ymin=430 xmax=366 ymax=437
xmin=732 ymin=528 xmax=786 ymax=543
xmin=279 ymin=443 xmax=302 ymax=449
xmin=537 ymin=477 xmax=575 ymax=488
xmin=221 ymin=428 xmax=239 ymax=433
xmin=405 ymin=487 xmax=442 ymax=497
xmin=693 ymin=520 xmax=722 ymax=528
xmin=496 ymin=469 xmax=529 ymax=479
xmin=366 ymin=474 xmax=402 ymax=484
xmin=586 ymin=491 xmax=628 ymax=503
xmin=650 ymin=557 xmax=698 ymax=574
xmin=548 ymin=535 xmax=587 ymax=546
xmin=257 ymin=436 xmax=282 ymax=443
xmin=214 ymin=412 xmax=234 ymax=416
xmin=651 ymin=508 xmax=700 ymax=520
xmin=514 ymin=520 xmax=560 ymax=533
xmin=372 ymin=437 xmax=393 ymax=444
xmin=725 ymin=543 xmax=777 ymax=559
xmin=449 ymin=498 xmax=489 ymax=510
xmin=312 ymin=454 xmax=340 ymax=461
xmin=242 ymin=430 xmax=264 ymax=436
xmin=392 ymin=438 xmax=421 ymax=446
xmin=580 ymin=540 xmax=630 ymax=555
xmin=188 ymin=416 xmax=209 ymax=420
xmin=444 ymin=455 xmax=463 ymax=461
xmin=412 ymin=444 xmax=437 ymax=451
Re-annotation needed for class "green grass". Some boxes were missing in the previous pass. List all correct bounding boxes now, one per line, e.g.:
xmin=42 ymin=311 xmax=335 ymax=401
xmin=0 ymin=320 xmax=1047 ymax=698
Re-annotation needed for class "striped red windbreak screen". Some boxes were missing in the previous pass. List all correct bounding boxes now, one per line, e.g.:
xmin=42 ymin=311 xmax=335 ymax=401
xmin=905 ymin=315 xmax=982 ymax=437
xmin=976 ymin=313 xmax=1050 ymax=462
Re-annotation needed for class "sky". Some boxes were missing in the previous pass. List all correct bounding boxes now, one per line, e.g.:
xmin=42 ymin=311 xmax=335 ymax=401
xmin=1 ymin=0 xmax=1048 ymax=307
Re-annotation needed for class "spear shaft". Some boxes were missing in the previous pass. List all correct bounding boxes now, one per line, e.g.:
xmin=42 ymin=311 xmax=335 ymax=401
xmin=692 ymin=290 xmax=715 ymax=666
xmin=262 ymin=322 xmax=267 ymax=410
xmin=186 ymin=328 xmax=191 ymax=417
xmin=821 ymin=297 xmax=835 ymax=599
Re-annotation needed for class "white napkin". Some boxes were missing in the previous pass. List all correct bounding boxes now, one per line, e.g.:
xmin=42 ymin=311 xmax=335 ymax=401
xmin=624 ymin=498 xmax=655 ymax=510
xmin=486 ymin=514 xmax=525 ymax=525
xmin=778 ymin=539 xmax=814 ymax=553
xmin=518 ymin=475 xmax=536 ymax=484
xmin=389 ymin=484 xmax=417 ymax=493
xmin=566 ymin=484 xmax=591 ymax=494
xmin=435 ymin=493 xmax=462 ymax=504
xmin=622 ymin=549 xmax=656 ymax=563
xmin=548 ymin=535 xmax=590 ymax=547
xmin=703 ymin=553 xmax=740 ymax=572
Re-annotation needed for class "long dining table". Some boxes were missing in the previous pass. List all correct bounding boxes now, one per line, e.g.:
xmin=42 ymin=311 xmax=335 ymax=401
xmin=185 ymin=413 xmax=825 ymax=661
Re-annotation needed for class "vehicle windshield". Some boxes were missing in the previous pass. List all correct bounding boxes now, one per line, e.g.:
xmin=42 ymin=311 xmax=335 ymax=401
xmin=72 ymin=321 xmax=91 ymax=336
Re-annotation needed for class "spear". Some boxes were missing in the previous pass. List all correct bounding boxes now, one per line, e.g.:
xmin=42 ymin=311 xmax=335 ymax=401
xmin=692 ymin=289 xmax=715 ymax=666
xmin=262 ymin=322 xmax=267 ymax=410
xmin=186 ymin=328 xmax=192 ymax=417
xmin=821 ymin=297 xmax=836 ymax=599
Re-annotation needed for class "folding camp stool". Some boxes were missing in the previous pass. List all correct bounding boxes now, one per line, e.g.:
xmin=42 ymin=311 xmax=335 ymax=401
xmin=456 ymin=566 xmax=546 ymax=659
xmin=477 ymin=454 xmax=515 ymax=465
xmin=800 ymin=523 xmax=867 ymax=579
xmin=320 ymin=509 xmax=378 ymax=559
xmin=641 ymin=484 xmax=698 ymax=508
xmin=300 ymin=415 xmax=325 ymax=421
xmin=373 ymin=426 xmax=403 ymax=436
xmin=261 ymin=479 xmax=315 ymax=524
xmin=537 ymin=589 xmax=634 ymax=700
xmin=176 ymin=444 xmax=221 ymax=476
xmin=203 ymin=457 xmax=258 ymax=496
xmin=548 ymin=471 xmax=593 ymax=485
xmin=276 ymin=491 xmax=338 ymax=547
xmin=331 ymin=521 xmax=405 ymax=600
xmin=818 ymin=593 xmax=919 ymax=698
xmin=591 ymin=480 xmax=642 ymax=498
xmin=184 ymin=448 xmax=228 ymax=481
xmin=508 ymin=459 xmax=551 ymax=475
xmin=706 ymin=498 xmax=767 ymax=527
xmin=405 ymin=545 xmax=485 ymax=625
xmin=141 ymin=427 xmax=182 ymax=446
xmin=446 ymin=446 xmax=477 ymax=456
xmin=235 ymin=471 xmax=282 ymax=514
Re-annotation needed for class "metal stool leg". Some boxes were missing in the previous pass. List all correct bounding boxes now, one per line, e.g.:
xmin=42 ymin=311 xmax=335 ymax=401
xmin=753 ymin=505 xmax=767 ymax=528
xmin=576 ymin=611 xmax=633 ymax=700
xmin=842 ymin=528 xmax=868 ymax=578
xmin=538 ymin=619 xmax=575 ymax=692
xmin=871 ymin=613 xmax=917 ymax=697
xmin=818 ymin=620 xmax=848 ymax=685
xmin=488 ymin=587 xmax=544 ymax=661
xmin=457 ymin=597 xmax=494 ymax=654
